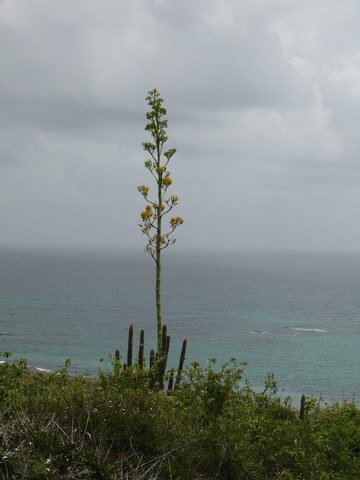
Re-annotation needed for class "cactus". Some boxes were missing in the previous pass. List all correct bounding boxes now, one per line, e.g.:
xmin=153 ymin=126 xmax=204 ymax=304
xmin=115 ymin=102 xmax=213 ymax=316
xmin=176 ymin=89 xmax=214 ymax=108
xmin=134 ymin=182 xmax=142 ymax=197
xmin=300 ymin=394 xmax=306 ymax=420
xmin=149 ymin=349 xmax=155 ymax=369
xmin=155 ymin=350 xmax=162 ymax=387
xmin=159 ymin=334 xmax=171 ymax=390
xmin=138 ymin=343 xmax=144 ymax=369
xmin=140 ymin=328 xmax=145 ymax=345
xmin=175 ymin=338 xmax=187 ymax=390
xmin=161 ymin=324 xmax=167 ymax=356
xmin=116 ymin=325 xmax=187 ymax=391
xmin=148 ymin=348 xmax=156 ymax=390
xmin=138 ymin=329 xmax=145 ymax=369
xmin=162 ymin=335 xmax=171 ymax=374
xmin=127 ymin=324 xmax=134 ymax=367
xmin=167 ymin=370 xmax=174 ymax=395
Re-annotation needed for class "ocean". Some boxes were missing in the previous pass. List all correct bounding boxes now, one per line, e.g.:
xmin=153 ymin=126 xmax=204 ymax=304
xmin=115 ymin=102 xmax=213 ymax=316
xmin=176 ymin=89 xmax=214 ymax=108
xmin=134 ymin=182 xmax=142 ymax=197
xmin=0 ymin=247 xmax=359 ymax=404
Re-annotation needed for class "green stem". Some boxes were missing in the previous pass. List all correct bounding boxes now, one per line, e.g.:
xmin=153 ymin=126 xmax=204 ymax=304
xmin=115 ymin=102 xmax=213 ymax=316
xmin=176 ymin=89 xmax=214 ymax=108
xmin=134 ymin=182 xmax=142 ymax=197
xmin=156 ymin=133 xmax=162 ymax=353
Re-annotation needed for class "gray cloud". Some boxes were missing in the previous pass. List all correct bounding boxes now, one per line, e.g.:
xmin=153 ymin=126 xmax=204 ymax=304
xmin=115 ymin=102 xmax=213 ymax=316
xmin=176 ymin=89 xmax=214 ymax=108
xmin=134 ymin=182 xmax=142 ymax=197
xmin=1 ymin=0 xmax=360 ymax=252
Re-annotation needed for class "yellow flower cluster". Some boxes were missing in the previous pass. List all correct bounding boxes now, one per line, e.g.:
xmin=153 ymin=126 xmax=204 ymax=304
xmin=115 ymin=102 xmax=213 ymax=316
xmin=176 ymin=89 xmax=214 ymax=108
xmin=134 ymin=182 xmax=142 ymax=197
xmin=137 ymin=185 xmax=149 ymax=196
xmin=141 ymin=209 xmax=152 ymax=220
xmin=155 ymin=166 xmax=166 ymax=174
xmin=170 ymin=216 xmax=184 ymax=227
xmin=162 ymin=176 xmax=172 ymax=186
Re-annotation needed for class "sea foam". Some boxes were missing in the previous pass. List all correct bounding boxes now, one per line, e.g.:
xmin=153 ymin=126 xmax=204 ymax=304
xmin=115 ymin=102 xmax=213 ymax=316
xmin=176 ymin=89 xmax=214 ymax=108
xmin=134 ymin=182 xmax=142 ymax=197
xmin=291 ymin=328 xmax=328 ymax=333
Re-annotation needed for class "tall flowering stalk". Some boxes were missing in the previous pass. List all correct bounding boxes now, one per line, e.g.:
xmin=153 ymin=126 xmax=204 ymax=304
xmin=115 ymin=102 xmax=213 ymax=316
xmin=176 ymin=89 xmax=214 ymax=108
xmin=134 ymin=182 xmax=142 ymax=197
xmin=138 ymin=89 xmax=183 ymax=352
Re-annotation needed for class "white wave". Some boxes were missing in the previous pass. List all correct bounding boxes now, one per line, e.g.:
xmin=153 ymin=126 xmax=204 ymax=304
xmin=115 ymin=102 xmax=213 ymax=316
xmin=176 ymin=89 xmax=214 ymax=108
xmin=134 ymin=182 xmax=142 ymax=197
xmin=291 ymin=328 xmax=328 ymax=333
xmin=33 ymin=367 xmax=53 ymax=373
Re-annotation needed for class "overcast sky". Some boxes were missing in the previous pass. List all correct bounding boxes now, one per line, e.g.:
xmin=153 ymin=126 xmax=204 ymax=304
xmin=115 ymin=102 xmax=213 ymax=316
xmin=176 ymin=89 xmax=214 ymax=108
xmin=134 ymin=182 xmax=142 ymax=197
xmin=1 ymin=0 xmax=360 ymax=253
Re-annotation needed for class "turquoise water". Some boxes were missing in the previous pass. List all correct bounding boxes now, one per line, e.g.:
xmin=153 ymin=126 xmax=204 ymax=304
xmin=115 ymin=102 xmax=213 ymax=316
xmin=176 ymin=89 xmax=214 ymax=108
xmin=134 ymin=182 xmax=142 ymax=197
xmin=0 ymin=247 xmax=359 ymax=403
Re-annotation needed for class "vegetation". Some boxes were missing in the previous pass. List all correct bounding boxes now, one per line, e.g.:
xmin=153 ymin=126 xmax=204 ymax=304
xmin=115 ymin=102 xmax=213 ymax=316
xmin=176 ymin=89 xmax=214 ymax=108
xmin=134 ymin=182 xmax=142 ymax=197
xmin=3 ymin=91 xmax=358 ymax=478
xmin=0 ymin=353 xmax=359 ymax=479
xmin=138 ymin=89 xmax=184 ymax=352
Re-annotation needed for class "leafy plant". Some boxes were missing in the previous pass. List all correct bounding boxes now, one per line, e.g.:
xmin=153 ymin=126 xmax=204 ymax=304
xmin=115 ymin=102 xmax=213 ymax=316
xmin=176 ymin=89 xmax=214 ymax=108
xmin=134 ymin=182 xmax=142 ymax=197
xmin=138 ymin=89 xmax=184 ymax=351
xmin=1 ymin=353 xmax=360 ymax=479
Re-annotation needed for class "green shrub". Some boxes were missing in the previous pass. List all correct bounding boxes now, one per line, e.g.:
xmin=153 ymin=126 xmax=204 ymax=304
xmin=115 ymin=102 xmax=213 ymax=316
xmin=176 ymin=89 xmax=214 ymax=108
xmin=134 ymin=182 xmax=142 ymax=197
xmin=0 ymin=354 xmax=359 ymax=479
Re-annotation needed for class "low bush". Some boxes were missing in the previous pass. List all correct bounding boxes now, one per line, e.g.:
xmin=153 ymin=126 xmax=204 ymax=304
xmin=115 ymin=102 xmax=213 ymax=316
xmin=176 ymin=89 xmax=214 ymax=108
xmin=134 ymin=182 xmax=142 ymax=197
xmin=0 ymin=353 xmax=359 ymax=479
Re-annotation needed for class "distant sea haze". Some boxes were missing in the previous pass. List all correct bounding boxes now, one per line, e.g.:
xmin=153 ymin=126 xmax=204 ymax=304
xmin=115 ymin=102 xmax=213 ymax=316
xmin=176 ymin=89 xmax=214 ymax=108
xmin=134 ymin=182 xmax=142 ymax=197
xmin=0 ymin=247 xmax=359 ymax=403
